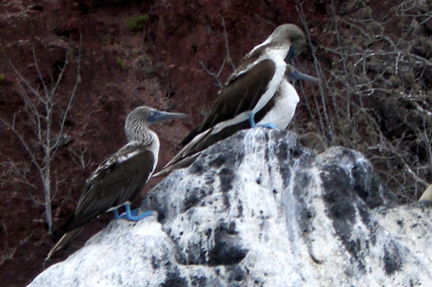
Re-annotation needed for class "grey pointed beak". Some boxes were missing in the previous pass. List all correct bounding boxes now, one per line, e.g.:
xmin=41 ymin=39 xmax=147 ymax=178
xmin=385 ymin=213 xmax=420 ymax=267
xmin=147 ymin=111 xmax=188 ymax=124
xmin=287 ymin=68 xmax=319 ymax=83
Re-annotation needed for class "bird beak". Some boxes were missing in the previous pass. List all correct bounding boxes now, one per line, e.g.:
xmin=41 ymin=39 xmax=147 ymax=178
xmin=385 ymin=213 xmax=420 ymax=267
xmin=285 ymin=45 xmax=298 ymax=62
xmin=287 ymin=68 xmax=319 ymax=83
xmin=147 ymin=110 xmax=188 ymax=124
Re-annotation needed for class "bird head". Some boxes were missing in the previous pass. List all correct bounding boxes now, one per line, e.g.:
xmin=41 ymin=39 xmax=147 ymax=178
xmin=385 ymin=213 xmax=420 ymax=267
xmin=125 ymin=106 xmax=187 ymax=142
xmin=267 ymin=24 xmax=306 ymax=62
xmin=242 ymin=24 xmax=306 ymax=66
xmin=127 ymin=106 xmax=187 ymax=126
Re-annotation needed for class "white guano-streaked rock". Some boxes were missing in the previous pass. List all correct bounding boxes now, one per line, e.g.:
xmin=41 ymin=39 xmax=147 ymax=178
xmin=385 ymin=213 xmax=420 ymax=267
xmin=28 ymin=128 xmax=432 ymax=287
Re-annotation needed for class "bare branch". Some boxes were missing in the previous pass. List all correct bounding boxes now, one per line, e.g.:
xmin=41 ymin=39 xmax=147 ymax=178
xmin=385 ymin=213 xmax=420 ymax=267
xmin=199 ymin=61 xmax=223 ymax=88
xmin=2 ymin=36 xmax=82 ymax=233
xmin=70 ymin=147 xmax=91 ymax=170
xmin=198 ymin=18 xmax=237 ymax=89
xmin=221 ymin=18 xmax=236 ymax=72
xmin=0 ymin=117 xmax=43 ymax=174
xmin=54 ymin=34 xmax=82 ymax=156
xmin=293 ymin=0 xmax=432 ymax=201
xmin=0 ymin=160 xmax=37 ymax=190
xmin=296 ymin=0 xmax=332 ymax=137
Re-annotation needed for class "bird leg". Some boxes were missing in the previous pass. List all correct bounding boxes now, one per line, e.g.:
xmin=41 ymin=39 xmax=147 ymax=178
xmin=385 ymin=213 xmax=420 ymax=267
xmin=113 ymin=209 xmax=125 ymax=219
xmin=258 ymin=123 xmax=277 ymax=129
xmin=250 ymin=112 xmax=276 ymax=129
xmin=113 ymin=203 xmax=153 ymax=221
xmin=249 ymin=113 xmax=257 ymax=127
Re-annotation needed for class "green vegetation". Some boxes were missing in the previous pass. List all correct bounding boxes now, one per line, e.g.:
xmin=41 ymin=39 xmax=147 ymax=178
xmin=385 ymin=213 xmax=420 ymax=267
xmin=116 ymin=57 xmax=125 ymax=69
xmin=127 ymin=14 xmax=148 ymax=35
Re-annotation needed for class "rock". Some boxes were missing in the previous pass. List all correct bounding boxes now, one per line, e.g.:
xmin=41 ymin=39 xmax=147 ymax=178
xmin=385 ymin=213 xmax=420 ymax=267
xmin=28 ymin=128 xmax=432 ymax=286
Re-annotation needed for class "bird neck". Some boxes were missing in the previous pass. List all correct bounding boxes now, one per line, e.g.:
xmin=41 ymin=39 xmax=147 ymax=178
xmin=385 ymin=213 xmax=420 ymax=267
xmin=125 ymin=122 xmax=154 ymax=144
xmin=144 ymin=129 xmax=160 ymax=171
xmin=241 ymin=46 xmax=289 ymax=74
xmin=125 ymin=126 xmax=160 ymax=169
xmin=247 ymin=38 xmax=290 ymax=58
xmin=263 ymin=46 xmax=289 ymax=61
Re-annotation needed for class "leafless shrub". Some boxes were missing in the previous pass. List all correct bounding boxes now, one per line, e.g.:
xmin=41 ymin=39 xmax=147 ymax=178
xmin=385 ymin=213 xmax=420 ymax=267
xmin=0 ymin=160 xmax=36 ymax=190
xmin=199 ymin=18 xmax=236 ymax=89
xmin=295 ymin=0 xmax=432 ymax=202
xmin=395 ymin=0 xmax=431 ymax=21
xmin=70 ymin=147 xmax=91 ymax=170
xmin=0 ymin=37 xmax=82 ymax=233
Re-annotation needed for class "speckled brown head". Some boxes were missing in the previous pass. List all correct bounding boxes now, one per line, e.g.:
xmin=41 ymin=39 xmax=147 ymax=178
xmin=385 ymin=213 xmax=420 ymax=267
xmin=125 ymin=106 xmax=187 ymax=142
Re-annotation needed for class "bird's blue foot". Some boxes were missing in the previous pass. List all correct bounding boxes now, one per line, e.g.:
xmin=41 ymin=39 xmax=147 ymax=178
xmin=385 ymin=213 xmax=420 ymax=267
xmin=113 ymin=204 xmax=153 ymax=221
xmin=257 ymin=123 xmax=277 ymax=129
xmin=249 ymin=112 xmax=276 ymax=129
xmin=113 ymin=208 xmax=140 ymax=219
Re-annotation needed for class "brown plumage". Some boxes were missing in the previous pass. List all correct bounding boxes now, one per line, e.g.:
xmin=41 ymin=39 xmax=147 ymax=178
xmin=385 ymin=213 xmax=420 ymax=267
xmin=154 ymin=24 xmax=311 ymax=176
xmin=181 ymin=24 xmax=306 ymax=146
xmin=46 ymin=106 xmax=186 ymax=260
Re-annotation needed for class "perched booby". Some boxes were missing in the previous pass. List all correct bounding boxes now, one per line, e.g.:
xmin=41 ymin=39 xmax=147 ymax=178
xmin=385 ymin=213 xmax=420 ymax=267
xmin=154 ymin=65 xmax=318 ymax=176
xmin=180 ymin=24 xmax=307 ymax=146
xmin=46 ymin=106 xmax=187 ymax=260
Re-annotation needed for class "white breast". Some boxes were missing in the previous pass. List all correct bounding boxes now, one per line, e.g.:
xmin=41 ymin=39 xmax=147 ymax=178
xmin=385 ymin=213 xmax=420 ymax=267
xmin=252 ymin=48 xmax=288 ymax=115
xmin=147 ymin=129 xmax=160 ymax=173
xmin=257 ymin=79 xmax=299 ymax=129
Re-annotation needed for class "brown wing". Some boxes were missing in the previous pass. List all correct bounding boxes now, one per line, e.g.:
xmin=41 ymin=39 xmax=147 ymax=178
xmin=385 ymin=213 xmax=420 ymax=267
xmin=179 ymin=95 xmax=278 ymax=163
xmin=181 ymin=59 xmax=276 ymax=145
xmin=153 ymin=92 xmax=280 ymax=177
xmin=59 ymin=146 xmax=155 ymax=234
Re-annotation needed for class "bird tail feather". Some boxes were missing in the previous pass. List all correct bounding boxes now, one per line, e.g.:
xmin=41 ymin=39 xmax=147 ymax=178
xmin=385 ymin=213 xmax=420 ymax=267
xmin=153 ymin=153 xmax=200 ymax=177
xmin=45 ymin=227 xmax=84 ymax=261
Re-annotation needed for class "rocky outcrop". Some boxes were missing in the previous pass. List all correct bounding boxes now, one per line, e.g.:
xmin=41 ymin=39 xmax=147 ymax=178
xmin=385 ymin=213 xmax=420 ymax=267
xmin=28 ymin=128 xmax=432 ymax=286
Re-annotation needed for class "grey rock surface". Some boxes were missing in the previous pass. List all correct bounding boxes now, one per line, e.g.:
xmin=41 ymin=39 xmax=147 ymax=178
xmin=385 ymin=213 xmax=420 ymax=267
xmin=29 ymin=128 xmax=432 ymax=287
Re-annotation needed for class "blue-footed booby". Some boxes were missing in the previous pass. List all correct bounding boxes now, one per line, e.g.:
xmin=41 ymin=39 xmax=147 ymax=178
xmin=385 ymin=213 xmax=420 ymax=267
xmin=154 ymin=65 xmax=318 ymax=176
xmin=180 ymin=24 xmax=307 ymax=147
xmin=153 ymin=24 xmax=316 ymax=176
xmin=46 ymin=106 xmax=187 ymax=259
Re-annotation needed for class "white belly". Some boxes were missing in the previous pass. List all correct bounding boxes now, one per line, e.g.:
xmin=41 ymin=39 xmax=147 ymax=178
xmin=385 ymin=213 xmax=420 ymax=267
xmin=257 ymin=79 xmax=299 ymax=129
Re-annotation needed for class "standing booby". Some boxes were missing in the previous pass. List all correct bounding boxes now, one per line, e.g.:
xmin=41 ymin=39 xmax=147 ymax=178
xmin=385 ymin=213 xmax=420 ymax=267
xmin=153 ymin=65 xmax=318 ymax=176
xmin=153 ymin=24 xmax=315 ymax=176
xmin=46 ymin=106 xmax=187 ymax=260
xmin=180 ymin=23 xmax=307 ymax=146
